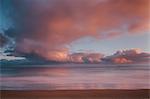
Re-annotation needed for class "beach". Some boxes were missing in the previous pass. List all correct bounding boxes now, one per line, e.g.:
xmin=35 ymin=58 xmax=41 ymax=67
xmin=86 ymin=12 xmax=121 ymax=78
xmin=1 ymin=89 xmax=149 ymax=99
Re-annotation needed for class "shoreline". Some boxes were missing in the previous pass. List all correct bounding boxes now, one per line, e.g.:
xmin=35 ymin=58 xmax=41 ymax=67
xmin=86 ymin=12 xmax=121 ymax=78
xmin=1 ymin=89 xmax=149 ymax=99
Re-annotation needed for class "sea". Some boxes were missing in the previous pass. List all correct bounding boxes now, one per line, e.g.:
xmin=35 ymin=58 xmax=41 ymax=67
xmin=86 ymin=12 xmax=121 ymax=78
xmin=1 ymin=64 xmax=150 ymax=90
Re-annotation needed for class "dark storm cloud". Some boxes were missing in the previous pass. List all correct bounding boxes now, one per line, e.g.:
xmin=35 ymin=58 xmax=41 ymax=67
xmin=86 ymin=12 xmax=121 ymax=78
xmin=0 ymin=33 xmax=8 ymax=47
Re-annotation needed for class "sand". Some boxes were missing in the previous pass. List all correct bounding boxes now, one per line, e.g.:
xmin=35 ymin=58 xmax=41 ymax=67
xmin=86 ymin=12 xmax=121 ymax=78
xmin=1 ymin=89 xmax=149 ymax=99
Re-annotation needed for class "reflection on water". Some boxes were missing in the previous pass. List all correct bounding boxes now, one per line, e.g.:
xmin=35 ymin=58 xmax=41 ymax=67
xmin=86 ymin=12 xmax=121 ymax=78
xmin=1 ymin=64 xmax=150 ymax=90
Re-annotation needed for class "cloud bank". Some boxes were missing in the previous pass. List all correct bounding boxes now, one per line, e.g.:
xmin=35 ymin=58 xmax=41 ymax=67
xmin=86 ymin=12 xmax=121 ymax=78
xmin=103 ymin=49 xmax=150 ymax=64
xmin=69 ymin=53 xmax=104 ymax=63
xmin=1 ymin=48 xmax=149 ymax=64
xmin=1 ymin=0 xmax=150 ymax=62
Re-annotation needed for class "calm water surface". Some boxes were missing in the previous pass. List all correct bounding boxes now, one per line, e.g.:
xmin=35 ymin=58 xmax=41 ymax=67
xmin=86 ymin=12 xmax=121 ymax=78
xmin=1 ymin=64 xmax=150 ymax=90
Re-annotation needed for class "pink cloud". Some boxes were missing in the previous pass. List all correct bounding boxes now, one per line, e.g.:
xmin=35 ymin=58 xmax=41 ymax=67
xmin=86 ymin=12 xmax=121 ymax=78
xmin=104 ymin=49 xmax=150 ymax=64
xmin=4 ymin=0 xmax=149 ymax=61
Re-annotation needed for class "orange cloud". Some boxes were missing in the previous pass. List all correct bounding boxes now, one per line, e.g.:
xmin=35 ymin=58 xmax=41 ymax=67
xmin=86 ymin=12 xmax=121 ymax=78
xmin=104 ymin=48 xmax=150 ymax=64
xmin=4 ymin=0 xmax=149 ymax=61
xmin=69 ymin=53 xmax=85 ymax=63
xmin=69 ymin=53 xmax=104 ymax=63
xmin=83 ymin=53 xmax=104 ymax=63
xmin=112 ymin=57 xmax=132 ymax=64
xmin=41 ymin=49 xmax=69 ymax=62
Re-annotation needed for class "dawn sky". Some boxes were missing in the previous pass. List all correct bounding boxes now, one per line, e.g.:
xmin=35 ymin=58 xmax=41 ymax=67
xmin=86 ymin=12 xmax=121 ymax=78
xmin=0 ymin=0 xmax=150 ymax=63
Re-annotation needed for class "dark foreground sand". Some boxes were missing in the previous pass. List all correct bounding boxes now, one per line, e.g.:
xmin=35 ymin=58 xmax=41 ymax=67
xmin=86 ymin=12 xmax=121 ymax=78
xmin=1 ymin=89 xmax=149 ymax=99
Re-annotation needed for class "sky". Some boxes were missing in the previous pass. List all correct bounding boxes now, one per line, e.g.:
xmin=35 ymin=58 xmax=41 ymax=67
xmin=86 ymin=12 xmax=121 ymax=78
xmin=0 ymin=0 xmax=150 ymax=64
xmin=69 ymin=33 xmax=149 ymax=55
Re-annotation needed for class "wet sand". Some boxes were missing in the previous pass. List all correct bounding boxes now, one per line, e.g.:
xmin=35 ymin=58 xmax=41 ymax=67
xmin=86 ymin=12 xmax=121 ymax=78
xmin=1 ymin=89 xmax=149 ymax=99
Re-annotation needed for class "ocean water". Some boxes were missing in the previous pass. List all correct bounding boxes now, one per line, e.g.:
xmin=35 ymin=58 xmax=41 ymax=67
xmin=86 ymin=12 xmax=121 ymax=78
xmin=1 ymin=64 xmax=150 ymax=90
